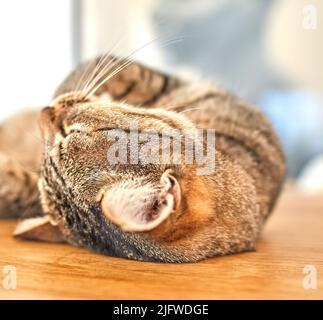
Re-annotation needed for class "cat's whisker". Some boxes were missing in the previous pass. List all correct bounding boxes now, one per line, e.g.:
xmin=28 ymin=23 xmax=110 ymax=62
xmin=84 ymin=36 xmax=160 ymax=95
xmin=78 ymin=29 xmax=133 ymax=94
xmin=81 ymin=35 xmax=132 ymax=96
xmin=165 ymin=105 xmax=184 ymax=111
xmin=13 ymin=123 xmax=45 ymax=144
xmin=74 ymin=57 xmax=100 ymax=94
xmin=85 ymin=57 xmax=135 ymax=98
xmin=81 ymin=47 xmax=122 ymax=95
xmin=73 ymin=32 xmax=126 ymax=94
xmin=85 ymin=36 xmax=186 ymax=99
xmin=79 ymin=53 xmax=113 ymax=95
xmin=156 ymin=37 xmax=185 ymax=50
xmin=82 ymin=54 xmax=119 ymax=96
xmin=84 ymin=36 xmax=170 ymax=98
xmin=178 ymin=107 xmax=205 ymax=114
xmin=77 ymin=35 xmax=184 ymax=98
xmin=82 ymin=40 xmax=142 ymax=97
xmin=119 ymin=97 xmax=129 ymax=105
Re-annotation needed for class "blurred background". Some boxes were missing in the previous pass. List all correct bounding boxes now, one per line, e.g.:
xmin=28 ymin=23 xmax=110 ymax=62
xmin=0 ymin=0 xmax=322 ymax=192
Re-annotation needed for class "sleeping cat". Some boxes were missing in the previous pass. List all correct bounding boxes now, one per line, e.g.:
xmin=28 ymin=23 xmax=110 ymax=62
xmin=0 ymin=55 xmax=286 ymax=262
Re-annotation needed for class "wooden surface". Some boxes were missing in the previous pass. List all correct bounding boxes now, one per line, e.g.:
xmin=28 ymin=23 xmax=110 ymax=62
xmin=0 ymin=191 xmax=322 ymax=300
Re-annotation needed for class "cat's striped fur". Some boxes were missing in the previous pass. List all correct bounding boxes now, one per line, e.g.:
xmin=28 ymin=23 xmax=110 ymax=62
xmin=0 ymin=55 xmax=285 ymax=262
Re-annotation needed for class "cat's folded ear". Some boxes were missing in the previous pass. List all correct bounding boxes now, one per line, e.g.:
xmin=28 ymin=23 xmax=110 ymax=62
xmin=13 ymin=215 xmax=65 ymax=243
xmin=100 ymin=171 xmax=181 ymax=232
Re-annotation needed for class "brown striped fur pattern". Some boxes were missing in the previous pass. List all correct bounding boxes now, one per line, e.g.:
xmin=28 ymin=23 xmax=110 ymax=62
xmin=0 ymin=55 xmax=286 ymax=262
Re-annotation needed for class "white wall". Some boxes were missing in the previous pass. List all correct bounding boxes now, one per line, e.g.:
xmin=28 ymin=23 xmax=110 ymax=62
xmin=80 ymin=0 xmax=163 ymax=68
xmin=0 ymin=0 xmax=74 ymax=121
xmin=265 ymin=0 xmax=323 ymax=90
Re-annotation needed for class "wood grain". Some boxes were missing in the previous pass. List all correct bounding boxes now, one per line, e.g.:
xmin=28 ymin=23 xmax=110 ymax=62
xmin=0 ymin=191 xmax=322 ymax=299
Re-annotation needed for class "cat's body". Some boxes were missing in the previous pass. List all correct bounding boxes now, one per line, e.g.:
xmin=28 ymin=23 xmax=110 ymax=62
xmin=0 ymin=56 xmax=285 ymax=262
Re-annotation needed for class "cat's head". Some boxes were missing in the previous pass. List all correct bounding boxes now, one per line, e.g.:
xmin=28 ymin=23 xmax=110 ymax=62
xmin=38 ymin=91 xmax=211 ymax=242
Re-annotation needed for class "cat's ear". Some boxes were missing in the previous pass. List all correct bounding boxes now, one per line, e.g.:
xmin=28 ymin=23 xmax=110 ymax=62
xmin=13 ymin=215 xmax=65 ymax=243
xmin=100 ymin=171 xmax=181 ymax=232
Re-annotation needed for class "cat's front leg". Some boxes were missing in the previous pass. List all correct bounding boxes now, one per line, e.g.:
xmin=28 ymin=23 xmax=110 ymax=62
xmin=0 ymin=152 xmax=65 ymax=242
xmin=0 ymin=153 xmax=41 ymax=219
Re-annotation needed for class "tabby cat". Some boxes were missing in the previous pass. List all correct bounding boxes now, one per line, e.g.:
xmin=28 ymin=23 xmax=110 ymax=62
xmin=0 ymin=55 xmax=285 ymax=262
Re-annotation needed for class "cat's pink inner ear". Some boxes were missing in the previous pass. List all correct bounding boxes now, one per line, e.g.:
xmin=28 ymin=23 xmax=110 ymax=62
xmin=100 ymin=172 xmax=181 ymax=232
xmin=13 ymin=216 xmax=65 ymax=243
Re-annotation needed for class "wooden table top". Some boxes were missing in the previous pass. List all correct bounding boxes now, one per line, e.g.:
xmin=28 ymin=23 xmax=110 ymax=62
xmin=0 ymin=191 xmax=322 ymax=300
